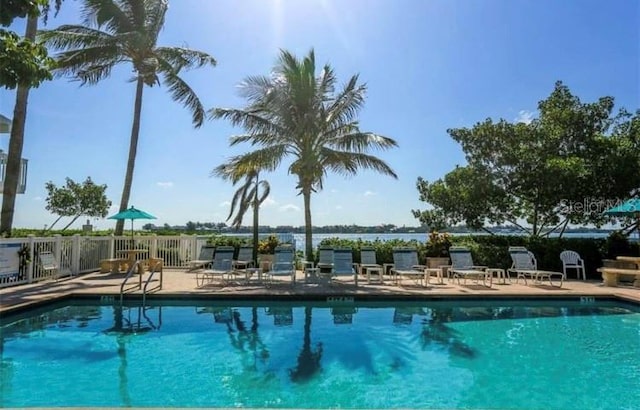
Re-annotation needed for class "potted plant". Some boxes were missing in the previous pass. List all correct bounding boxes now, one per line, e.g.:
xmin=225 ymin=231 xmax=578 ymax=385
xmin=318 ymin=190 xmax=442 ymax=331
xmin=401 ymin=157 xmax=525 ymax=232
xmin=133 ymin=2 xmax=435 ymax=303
xmin=425 ymin=231 xmax=451 ymax=269
xmin=257 ymin=235 xmax=279 ymax=272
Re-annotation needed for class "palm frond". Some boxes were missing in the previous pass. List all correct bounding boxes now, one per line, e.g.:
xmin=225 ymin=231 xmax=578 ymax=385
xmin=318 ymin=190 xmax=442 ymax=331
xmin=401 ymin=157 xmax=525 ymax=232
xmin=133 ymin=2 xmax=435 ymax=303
xmin=257 ymin=180 xmax=271 ymax=203
xmin=229 ymin=146 xmax=289 ymax=173
xmin=82 ymin=0 xmax=134 ymax=33
xmin=327 ymin=132 xmax=399 ymax=152
xmin=209 ymin=108 xmax=283 ymax=137
xmin=142 ymin=0 xmax=168 ymax=39
xmin=321 ymin=148 xmax=398 ymax=179
xmin=325 ymin=76 xmax=367 ymax=127
xmin=237 ymin=75 xmax=276 ymax=103
xmin=38 ymin=25 xmax=116 ymax=50
xmin=155 ymin=47 xmax=216 ymax=72
xmin=158 ymin=58 xmax=206 ymax=127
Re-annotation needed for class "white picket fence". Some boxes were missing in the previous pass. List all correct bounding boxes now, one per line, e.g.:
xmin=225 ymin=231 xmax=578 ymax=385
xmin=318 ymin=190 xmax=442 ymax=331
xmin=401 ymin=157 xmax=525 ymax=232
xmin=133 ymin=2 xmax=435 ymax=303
xmin=0 ymin=233 xmax=296 ymax=289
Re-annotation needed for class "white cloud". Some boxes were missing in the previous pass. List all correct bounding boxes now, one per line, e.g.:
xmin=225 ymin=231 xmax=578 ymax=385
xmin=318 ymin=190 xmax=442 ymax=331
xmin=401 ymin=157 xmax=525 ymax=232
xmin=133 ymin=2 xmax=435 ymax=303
xmin=279 ymin=204 xmax=300 ymax=212
xmin=156 ymin=181 xmax=174 ymax=188
xmin=262 ymin=197 xmax=277 ymax=207
xmin=335 ymin=205 xmax=343 ymax=210
xmin=219 ymin=200 xmax=231 ymax=207
xmin=364 ymin=190 xmax=377 ymax=197
xmin=515 ymin=110 xmax=535 ymax=124
xmin=33 ymin=196 xmax=42 ymax=201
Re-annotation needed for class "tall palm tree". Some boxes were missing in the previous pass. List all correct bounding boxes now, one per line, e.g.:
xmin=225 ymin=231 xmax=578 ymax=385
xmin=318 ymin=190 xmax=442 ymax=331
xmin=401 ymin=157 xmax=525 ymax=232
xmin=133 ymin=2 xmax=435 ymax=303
xmin=210 ymin=49 xmax=398 ymax=259
xmin=0 ymin=16 xmax=38 ymax=237
xmin=213 ymin=157 xmax=270 ymax=263
xmin=39 ymin=0 xmax=216 ymax=235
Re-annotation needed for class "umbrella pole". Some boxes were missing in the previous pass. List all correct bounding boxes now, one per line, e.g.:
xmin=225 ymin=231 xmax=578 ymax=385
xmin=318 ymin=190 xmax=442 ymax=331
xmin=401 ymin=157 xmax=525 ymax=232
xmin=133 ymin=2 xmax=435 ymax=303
xmin=131 ymin=219 xmax=135 ymax=248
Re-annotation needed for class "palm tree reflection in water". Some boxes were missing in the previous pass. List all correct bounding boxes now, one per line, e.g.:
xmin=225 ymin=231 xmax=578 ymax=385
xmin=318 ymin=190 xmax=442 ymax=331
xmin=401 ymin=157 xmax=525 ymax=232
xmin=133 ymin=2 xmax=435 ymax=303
xmin=290 ymin=307 xmax=323 ymax=383
xmin=225 ymin=308 xmax=270 ymax=370
xmin=420 ymin=308 xmax=477 ymax=359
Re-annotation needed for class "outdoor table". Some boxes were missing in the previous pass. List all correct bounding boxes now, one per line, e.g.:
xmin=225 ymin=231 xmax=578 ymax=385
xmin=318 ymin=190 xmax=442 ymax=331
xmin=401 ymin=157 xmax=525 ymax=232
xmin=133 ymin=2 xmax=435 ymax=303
xmin=117 ymin=249 xmax=149 ymax=275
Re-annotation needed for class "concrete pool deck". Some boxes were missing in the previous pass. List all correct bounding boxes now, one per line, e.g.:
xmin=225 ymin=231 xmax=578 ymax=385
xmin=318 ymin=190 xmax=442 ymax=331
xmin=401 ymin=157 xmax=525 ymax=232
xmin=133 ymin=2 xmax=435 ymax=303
xmin=1 ymin=268 xmax=639 ymax=314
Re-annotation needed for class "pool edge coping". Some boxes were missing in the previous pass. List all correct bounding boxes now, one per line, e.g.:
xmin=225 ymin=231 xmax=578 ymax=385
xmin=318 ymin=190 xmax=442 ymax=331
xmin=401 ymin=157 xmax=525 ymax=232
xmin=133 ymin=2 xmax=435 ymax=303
xmin=2 ymin=290 xmax=639 ymax=317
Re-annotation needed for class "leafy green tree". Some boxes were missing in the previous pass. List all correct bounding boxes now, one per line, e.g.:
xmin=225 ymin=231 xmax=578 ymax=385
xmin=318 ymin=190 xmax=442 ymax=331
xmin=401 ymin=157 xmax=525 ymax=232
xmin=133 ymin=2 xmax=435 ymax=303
xmin=44 ymin=176 xmax=112 ymax=230
xmin=39 ymin=0 xmax=217 ymax=236
xmin=413 ymin=81 xmax=640 ymax=236
xmin=1 ymin=0 xmax=64 ymax=237
xmin=213 ymin=158 xmax=271 ymax=263
xmin=210 ymin=49 xmax=398 ymax=259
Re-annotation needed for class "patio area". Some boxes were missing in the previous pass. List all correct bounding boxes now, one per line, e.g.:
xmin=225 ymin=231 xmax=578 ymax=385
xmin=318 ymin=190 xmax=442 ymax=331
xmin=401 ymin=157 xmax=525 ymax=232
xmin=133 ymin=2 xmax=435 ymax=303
xmin=1 ymin=268 xmax=639 ymax=315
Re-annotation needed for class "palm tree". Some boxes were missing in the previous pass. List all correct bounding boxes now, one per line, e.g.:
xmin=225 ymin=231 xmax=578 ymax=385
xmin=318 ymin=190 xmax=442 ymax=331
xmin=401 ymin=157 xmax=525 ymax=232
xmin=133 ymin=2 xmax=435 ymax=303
xmin=213 ymin=157 xmax=270 ymax=263
xmin=210 ymin=49 xmax=398 ymax=259
xmin=0 ymin=16 xmax=38 ymax=237
xmin=39 ymin=0 xmax=216 ymax=235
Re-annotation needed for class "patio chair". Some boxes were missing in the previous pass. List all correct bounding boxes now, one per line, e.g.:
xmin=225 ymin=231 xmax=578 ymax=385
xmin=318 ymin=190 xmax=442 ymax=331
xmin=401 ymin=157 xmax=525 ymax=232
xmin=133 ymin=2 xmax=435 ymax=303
xmin=359 ymin=247 xmax=383 ymax=283
xmin=560 ymin=250 xmax=586 ymax=280
xmin=327 ymin=247 xmax=358 ymax=286
xmin=508 ymin=246 xmax=563 ymax=287
xmin=228 ymin=245 xmax=256 ymax=283
xmin=196 ymin=246 xmax=234 ymax=287
xmin=316 ymin=246 xmax=335 ymax=276
xmin=391 ymin=247 xmax=427 ymax=287
xmin=188 ymin=244 xmax=215 ymax=271
xmin=233 ymin=245 xmax=255 ymax=270
xmin=265 ymin=246 xmax=296 ymax=285
xmin=449 ymin=246 xmax=492 ymax=288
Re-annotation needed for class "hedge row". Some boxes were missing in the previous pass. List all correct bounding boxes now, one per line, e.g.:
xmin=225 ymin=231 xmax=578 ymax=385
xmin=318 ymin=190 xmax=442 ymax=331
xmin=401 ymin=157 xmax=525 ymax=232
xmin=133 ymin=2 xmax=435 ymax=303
xmin=318 ymin=233 xmax=639 ymax=280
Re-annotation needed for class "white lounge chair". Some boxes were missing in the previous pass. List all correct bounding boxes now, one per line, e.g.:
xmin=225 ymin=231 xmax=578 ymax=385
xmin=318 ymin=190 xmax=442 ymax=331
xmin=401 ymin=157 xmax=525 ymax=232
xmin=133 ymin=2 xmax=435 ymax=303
xmin=328 ymin=247 xmax=358 ymax=286
xmin=316 ymin=246 xmax=334 ymax=277
xmin=449 ymin=246 xmax=492 ymax=287
xmin=233 ymin=245 xmax=255 ymax=270
xmin=228 ymin=245 xmax=256 ymax=283
xmin=266 ymin=246 xmax=296 ymax=285
xmin=196 ymin=246 xmax=234 ymax=287
xmin=391 ymin=247 xmax=427 ymax=287
xmin=188 ymin=244 xmax=215 ymax=271
xmin=560 ymin=250 xmax=586 ymax=280
xmin=509 ymin=246 xmax=563 ymax=287
xmin=359 ymin=247 xmax=383 ymax=283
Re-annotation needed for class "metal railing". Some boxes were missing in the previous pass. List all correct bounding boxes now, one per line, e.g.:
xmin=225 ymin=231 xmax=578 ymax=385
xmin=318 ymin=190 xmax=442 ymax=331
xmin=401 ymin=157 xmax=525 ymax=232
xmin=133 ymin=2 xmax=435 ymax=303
xmin=120 ymin=261 xmax=143 ymax=304
xmin=0 ymin=233 xmax=296 ymax=289
xmin=142 ymin=262 xmax=163 ymax=305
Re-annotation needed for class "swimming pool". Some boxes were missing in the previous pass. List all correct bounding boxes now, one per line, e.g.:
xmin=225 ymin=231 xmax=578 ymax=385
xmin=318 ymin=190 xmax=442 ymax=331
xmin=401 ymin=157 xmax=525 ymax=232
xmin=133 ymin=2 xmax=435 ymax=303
xmin=1 ymin=298 xmax=639 ymax=409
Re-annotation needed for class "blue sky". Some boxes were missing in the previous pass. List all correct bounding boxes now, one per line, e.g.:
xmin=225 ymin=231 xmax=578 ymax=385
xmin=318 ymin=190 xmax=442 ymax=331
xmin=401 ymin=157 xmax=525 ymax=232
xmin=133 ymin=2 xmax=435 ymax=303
xmin=1 ymin=0 xmax=638 ymax=230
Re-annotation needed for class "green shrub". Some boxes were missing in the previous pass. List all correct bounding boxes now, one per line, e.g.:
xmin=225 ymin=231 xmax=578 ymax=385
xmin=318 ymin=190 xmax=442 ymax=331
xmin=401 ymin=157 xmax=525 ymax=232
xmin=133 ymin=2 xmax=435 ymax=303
xmin=319 ymin=234 xmax=634 ymax=279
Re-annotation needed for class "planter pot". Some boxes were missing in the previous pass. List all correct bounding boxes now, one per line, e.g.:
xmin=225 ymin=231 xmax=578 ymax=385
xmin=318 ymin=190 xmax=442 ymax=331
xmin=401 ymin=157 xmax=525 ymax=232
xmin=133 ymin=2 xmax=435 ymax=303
xmin=426 ymin=257 xmax=450 ymax=268
xmin=258 ymin=254 xmax=273 ymax=272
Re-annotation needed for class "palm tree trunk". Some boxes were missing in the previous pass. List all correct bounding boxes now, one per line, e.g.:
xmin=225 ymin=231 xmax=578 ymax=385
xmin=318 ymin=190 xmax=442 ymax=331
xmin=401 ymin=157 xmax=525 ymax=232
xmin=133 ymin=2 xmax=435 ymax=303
xmin=115 ymin=78 xmax=145 ymax=235
xmin=252 ymin=174 xmax=259 ymax=263
xmin=0 ymin=17 xmax=37 ymax=237
xmin=303 ymin=188 xmax=313 ymax=261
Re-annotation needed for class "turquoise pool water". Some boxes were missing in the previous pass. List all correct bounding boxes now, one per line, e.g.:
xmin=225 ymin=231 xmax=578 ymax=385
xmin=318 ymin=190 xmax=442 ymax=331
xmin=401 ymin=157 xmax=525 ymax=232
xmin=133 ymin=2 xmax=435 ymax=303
xmin=1 ymin=298 xmax=639 ymax=409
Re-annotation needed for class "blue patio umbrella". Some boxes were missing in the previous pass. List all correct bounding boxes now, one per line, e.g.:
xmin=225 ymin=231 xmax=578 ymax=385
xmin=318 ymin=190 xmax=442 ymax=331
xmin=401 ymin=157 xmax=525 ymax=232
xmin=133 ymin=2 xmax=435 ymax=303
xmin=604 ymin=198 xmax=640 ymax=247
xmin=603 ymin=198 xmax=640 ymax=218
xmin=108 ymin=206 xmax=156 ymax=244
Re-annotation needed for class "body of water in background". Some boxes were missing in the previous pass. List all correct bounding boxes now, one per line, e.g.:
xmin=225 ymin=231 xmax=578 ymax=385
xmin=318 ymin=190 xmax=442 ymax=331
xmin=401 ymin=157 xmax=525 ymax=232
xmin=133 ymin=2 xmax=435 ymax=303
xmin=292 ymin=232 xmax=614 ymax=252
